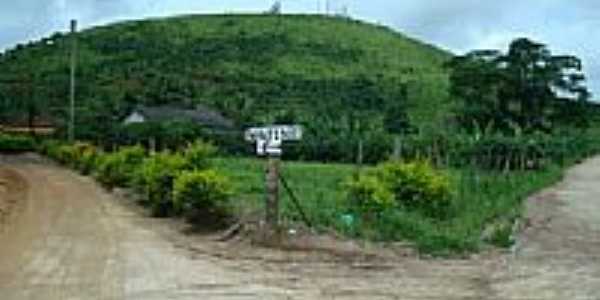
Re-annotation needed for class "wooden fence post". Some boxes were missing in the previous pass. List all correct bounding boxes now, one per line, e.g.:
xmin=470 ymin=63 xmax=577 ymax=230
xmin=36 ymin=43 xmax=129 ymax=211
xmin=265 ymin=156 xmax=281 ymax=244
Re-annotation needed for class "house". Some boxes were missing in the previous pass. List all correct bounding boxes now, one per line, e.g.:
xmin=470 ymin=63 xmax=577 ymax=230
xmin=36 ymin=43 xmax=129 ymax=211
xmin=123 ymin=104 xmax=236 ymax=133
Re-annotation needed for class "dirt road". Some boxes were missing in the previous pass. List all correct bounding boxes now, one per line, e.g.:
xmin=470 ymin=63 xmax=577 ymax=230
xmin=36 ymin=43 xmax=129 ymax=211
xmin=489 ymin=157 xmax=600 ymax=299
xmin=0 ymin=154 xmax=599 ymax=299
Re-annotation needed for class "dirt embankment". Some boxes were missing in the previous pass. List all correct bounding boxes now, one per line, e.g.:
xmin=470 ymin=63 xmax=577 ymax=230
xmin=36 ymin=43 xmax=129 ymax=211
xmin=0 ymin=154 xmax=599 ymax=299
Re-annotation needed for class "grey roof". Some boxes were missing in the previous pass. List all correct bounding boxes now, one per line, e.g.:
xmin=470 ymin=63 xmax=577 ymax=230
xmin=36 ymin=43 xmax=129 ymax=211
xmin=131 ymin=104 xmax=235 ymax=130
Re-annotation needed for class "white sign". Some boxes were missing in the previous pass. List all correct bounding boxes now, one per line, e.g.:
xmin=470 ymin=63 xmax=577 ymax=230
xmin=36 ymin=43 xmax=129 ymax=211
xmin=245 ymin=125 xmax=303 ymax=156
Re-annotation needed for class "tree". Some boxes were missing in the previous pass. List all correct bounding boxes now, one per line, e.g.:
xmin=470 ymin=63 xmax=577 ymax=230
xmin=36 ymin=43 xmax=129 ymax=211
xmin=448 ymin=38 xmax=590 ymax=134
xmin=447 ymin=49 xmax=503 ymax=131
xmin=267 ymin=1 xmax=282 ymax=14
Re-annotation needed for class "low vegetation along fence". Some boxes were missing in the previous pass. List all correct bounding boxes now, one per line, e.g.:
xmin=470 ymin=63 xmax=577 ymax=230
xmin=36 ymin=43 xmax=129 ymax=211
xmin=0 ymin=134 xmax=36 ymax=153
xmin=210 ymin=154 xmax=567 ymax=255
xmin=1 ymin=132 xmax=598 ymax=255
xmin=37 ymin=140 xmax=233 ymax=227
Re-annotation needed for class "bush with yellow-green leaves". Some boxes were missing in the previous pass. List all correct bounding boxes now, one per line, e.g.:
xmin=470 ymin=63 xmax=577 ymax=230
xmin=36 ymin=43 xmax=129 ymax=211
xmin=38 ymin=140 xmax=99 ymax=174
xmin=94 ymin=146 xmax=146 ymax=188
xmin=69 ymin=143 xmax=100 ymax=174
xmin=347 ymin=160 xmax=454 ymax=219
xmin=183 ymin=140 xmax=217 ymax=170
xmin=131 ymin=140 xmax=226 ymax=218
xmin=132 ymin=151 xmax=188 ymax=217
xmin=173 ymin=169 xmax=232 ymax=224
xmin=40 ymin=139 xmax=234 ymax=225
xmin=346 ymin=174 xmax=395 ymax=215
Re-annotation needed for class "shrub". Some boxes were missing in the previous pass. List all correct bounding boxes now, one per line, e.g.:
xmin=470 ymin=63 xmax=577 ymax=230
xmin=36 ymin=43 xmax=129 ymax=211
xmin=183 ymin=140 xmax=217 ymax=170
xmin=377 ymin=160 xmax=453 ymax=218
xmin=173 ymin=169 xmax=232 ymax=224
xmin=117 ymin=145 xmax=147 ymax=165
xmin=39 ymin=141 xmax=99 ymax=174
xmin=78 ymin=146 xmax=100 ymax=175
xmin=95 ymin=154 xmax=123 ymax=187
xmin=346 ymin=160 xmax=454 ymax=219
xmin=55 ymin=144 xmax=76 ymax=165
xmin=345 ymin=174 xmax=394 ymax=215
xmin=68 ymin=142 xmax=99 ymax=174
xmin=37 ymin=140 xmax=62 ymax=158
xmin=133 ymin=151 xmax=187 ymax=217
xmin=0 ymin=134 xmax=35 ymax=152
xmin=95 ymin=146 xmax=146 ymax=188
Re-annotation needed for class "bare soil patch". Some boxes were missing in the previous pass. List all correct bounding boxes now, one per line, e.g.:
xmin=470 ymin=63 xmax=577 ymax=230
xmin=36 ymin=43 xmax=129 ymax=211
xmin=0 ymin=167 xmax=27 ymax=232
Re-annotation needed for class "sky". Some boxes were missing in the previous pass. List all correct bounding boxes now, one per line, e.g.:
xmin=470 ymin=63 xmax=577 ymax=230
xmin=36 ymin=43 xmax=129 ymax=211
xmin=1 ymin=0 xmax=599 ymax=96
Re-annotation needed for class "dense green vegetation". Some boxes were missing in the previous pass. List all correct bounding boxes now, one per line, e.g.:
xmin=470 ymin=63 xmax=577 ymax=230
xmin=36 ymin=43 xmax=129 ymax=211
xmin=346 ymin=160 xmax=453 ymax=219
xmin=435 ymin=38 xmax=599 ymax=173
xmin=28 ymin=137 xmax=577 ymax=254
xmin=213 ymin=156 xmax=566 ymax=254
xmin=3 ymin=14 xmax=600 ymax=255
xmin=39 ymin=140 xmax=232 ymax=223
xmin=0 ymin=134 xmax=35 ymax=152
xmin=0 ymin=14 xmax=450 ymax=162
xmin=449 ymin=38 xmax=591 ymax=135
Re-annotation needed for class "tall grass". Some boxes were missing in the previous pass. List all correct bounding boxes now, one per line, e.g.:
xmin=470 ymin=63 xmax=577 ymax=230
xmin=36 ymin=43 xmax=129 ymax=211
xmin=213 ymin=157 xmax=353 ymax=225
xmin=215 ymin=156 xmax=566 ymax=255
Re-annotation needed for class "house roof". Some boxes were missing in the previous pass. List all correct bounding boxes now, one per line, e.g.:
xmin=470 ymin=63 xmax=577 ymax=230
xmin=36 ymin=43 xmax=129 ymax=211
xmin=129 ymin=104 xmax=236 ymax=130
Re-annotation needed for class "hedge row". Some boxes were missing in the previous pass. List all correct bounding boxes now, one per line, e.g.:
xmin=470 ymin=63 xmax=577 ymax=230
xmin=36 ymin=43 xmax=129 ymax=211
xmin=0 ymin=134 xmax=35 ymax=152
xmin=38 ymin=140 xmax=232 ymax=224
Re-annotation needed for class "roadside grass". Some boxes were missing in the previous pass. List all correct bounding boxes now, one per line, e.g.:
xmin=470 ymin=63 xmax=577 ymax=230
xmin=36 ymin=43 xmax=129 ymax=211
xmin=36 ymin=139 xmax=570 ymax=255
xmin=215 ymin=156 xmax=566 ymax=255
xmin=213 ymin=157 xmax=354 ymax=225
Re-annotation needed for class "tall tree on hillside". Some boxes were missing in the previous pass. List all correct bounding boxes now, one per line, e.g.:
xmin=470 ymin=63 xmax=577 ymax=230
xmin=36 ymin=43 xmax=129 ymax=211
xmin=447 ymin=49 xmax=504 ymax=131
xmin=448 ymin=38 xmax=590 ymax=134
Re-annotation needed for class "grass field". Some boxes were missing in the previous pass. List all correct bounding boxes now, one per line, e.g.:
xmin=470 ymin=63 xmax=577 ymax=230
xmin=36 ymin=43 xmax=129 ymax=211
xmin=215 ymin=156 xmax=565 ymax=255
xmin=213 ymin=157 xmax=354 ymax=224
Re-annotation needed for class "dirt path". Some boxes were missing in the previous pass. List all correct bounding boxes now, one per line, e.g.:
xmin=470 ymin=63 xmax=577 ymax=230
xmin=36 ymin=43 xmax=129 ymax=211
xmin=0 ymin=167 xmax=26 ymax=231
xmin=0 ymin=154 xmax=599 ymax=299
xmin=488 ymin=157 xmax=600 ymax=299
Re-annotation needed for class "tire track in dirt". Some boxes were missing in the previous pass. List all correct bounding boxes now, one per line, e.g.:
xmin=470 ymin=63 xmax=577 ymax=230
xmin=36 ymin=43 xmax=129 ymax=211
xmin=0 ymin=156 xmax=298 ymax=299
xmin=0 ymin=167 xmax=28 ymax=233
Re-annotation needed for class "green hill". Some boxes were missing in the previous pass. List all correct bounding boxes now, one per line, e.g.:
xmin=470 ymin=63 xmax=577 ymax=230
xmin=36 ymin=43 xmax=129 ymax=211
xmin=0 ymin=14 xmax=452 ymax=161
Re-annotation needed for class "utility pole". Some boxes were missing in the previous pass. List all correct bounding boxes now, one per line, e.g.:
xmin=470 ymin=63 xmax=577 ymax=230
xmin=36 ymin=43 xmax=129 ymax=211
xmin=68 ymin=19 xmax=77 ymax=142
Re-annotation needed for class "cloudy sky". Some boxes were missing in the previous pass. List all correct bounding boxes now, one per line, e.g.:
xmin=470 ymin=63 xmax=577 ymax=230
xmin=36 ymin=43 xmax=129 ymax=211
xmin=1 ymin=0 xmax=599 ymax=96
